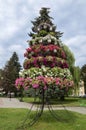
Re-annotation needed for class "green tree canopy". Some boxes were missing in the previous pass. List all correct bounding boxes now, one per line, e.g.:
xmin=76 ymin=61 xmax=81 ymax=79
xmin=62 ymin=44 xmax=75 ymax=68
xmin=81 ymin=64 xmax=86 ymax=93
xmin=71 ymin=66 xmax=80 ymax=95
xmin=1 ymin=52 xmax=21 ymax=95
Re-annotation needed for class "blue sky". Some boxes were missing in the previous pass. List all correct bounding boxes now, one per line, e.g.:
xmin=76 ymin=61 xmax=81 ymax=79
xmin=0 ymin=0 xmax=86 ymax=68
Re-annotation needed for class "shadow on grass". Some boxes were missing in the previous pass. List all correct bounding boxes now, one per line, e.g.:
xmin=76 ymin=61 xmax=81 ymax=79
xmin=49 ymin=98 xmax=79 ymax=105
xmin=40 ymin=110 xmax=76 ymax=123
xmin=17 ymin=110 xmax=77 ymax=130
xmin=27 ymin=97 xmax=79 ymax=105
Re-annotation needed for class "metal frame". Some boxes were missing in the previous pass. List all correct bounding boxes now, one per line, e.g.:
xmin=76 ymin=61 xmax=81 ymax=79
xmin=17 ymin=88 xmax=73 ymax=129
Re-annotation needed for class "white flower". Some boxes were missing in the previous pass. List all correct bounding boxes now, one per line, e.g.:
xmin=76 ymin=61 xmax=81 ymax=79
xmin=38 ymin=72 xmax=42 ymax=75
xmin=48 ymin=39 xmax=51 ymax=43
xmin=41 ymin=65 xmax=46 ymax=72
xmin=50 ymin=26 xmax=53 ymax=31
xmin=44 ymin=25 xmax=47 ymax=29
xmin=54 ymin=40 xmax=57 ymax=45
xmin=39 ymin=39 xmax=42 ymax=43
xmin=54 ymin=49 xmax=57 ymax=53
xmin=38 ymin=27 xmax=40 ymax=31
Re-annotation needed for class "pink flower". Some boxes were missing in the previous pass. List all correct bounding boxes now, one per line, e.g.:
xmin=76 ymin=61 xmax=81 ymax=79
xmin=26 ymin=47 xmax=32 ymax=52
xmin=62 ymin=62 xmax=69 ymax=68
xmin=15 ymin=78 xmax=24 ymax=86
xmin=61 ymin=51 xmax=66 ymax=59
xmin=55 ymin=78 xmax=61 ymax=85
xmin=37 ymin=76 xmax=44 ymax=81
xmin=15 ymin=78 xmax=25 ymax=89
xmin=44 ymin=85 xmax=47 ymax=90
xmin=24 ymin=52 xmax=28 ymax=57
xmin=32 ymin=84 xmax=39 ymax=89
xmin=24 ymin=86 xmax=29 ymax=90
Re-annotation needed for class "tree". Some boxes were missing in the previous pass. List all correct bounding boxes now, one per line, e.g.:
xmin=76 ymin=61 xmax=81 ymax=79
xmin=1 ymin=52 xmax=21 ymax=95
xmin=29 ymin=7 xmax=63 ymax=39
xmin=81 ymin=64 xmax=86 ymax=94
xmin=0 ymin=69 xmax=3 ymax=89
xmin=62 ymin=44 xmax=75 ymax=69
xmin=15 ymin=8 xmax=74 ymax=101
xmin=71 ymin=66 xmax=80 ymax=95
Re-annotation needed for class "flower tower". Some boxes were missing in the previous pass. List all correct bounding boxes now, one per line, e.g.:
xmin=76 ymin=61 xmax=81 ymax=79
xmin=15 ymin=8 xmax=74 ymax=101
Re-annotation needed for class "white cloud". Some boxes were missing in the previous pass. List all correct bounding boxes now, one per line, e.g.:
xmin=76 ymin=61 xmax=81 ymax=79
xmin=0 ymin=46 xmax=4 ymax=55
xmin=8 ymin=44 xmax=25 ymax=54
xmin=0 ymin=45 xmax=10 ymax=67
xmin=0 ymin=0 xmax=31 ymax=41
xmin=64 ymin=35 xmax=86 ymax=46
xmin=0 ymin=46 xmax=4 ymax=66
xmin=0 ymin=44 xmax=26 ymax=68
xmin=64 ymin=35 xmax=86 ymax=67
xmin=0 ymin=0 xmax=86 ymax=68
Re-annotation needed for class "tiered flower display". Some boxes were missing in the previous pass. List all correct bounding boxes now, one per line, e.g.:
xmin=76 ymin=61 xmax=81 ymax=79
xmin=15 ymin=8 xmax=74 ymax=99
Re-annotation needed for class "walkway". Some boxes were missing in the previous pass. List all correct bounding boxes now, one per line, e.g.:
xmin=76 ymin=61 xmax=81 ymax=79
xmin=0 ymin=98 xmax=86 ymax=114
xmin=0 ymin=98 xmax=32 ymax=108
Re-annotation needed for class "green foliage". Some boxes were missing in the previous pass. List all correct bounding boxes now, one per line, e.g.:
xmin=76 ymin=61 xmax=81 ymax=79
xmin=38 ymin=30 xmax=48 ymax=37
xmin=49 ymin=31 xmax=55 ymax=36
xmin=73 ymin=66 xmax=80 ymax=85
xmin=29 ymin=7 xmax=63 ymax=39
xmin=81 ymin=64 xmax=86 ymax=93
xmin=62 ymin=44 xmax=75 ymax=68
xmin=71 ymin=66 xmax=80 ymax=95
xmin=0 ymin=69 xmax=3 ymax=87
xmin=0 ymin=52 xmax=21 ymax=95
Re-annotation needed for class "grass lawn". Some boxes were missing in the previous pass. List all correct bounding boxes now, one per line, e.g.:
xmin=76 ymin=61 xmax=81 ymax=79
xmin=22 ymin=97 xmax=86 ymax=107
xmin=0 ymin=108 xmax=86 ymax=130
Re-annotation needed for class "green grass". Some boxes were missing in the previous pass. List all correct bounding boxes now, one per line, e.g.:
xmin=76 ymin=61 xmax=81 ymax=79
xmin=22 ymin=97 xmax=86 ymax=107
xmin=0 ymin=108 xmax=86 ymax=130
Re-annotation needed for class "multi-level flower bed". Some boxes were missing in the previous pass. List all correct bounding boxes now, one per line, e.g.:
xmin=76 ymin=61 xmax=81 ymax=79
xmin=15 ymin=8 xmax=74 ymax=99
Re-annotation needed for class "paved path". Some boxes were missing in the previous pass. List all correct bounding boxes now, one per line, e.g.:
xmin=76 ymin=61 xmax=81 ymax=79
xmin=0 ymin=98 xmax=86 ymax=114
xmin=0 ymin=98 xmax=32 ymax=108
